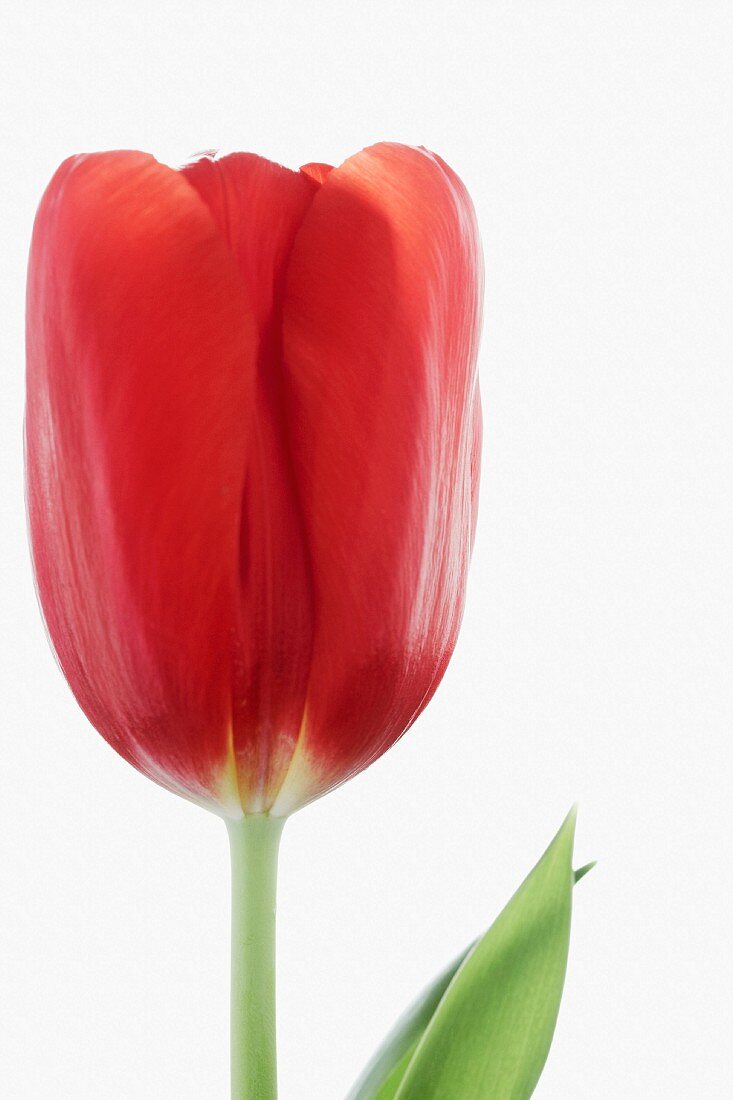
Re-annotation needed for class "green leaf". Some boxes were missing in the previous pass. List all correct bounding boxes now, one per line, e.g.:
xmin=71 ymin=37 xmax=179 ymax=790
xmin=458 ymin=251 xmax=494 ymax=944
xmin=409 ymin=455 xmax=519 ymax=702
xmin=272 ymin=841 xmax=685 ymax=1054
xmin=349 ymin=810 xmax=586 ymax=1100
xmin=346 ymin=945 xmax=473 ymax=1100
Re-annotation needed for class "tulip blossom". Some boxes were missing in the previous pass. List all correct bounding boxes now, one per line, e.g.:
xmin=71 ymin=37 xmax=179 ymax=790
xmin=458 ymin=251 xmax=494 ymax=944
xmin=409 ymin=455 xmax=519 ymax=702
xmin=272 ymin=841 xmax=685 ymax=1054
xmin=26 ymin=142 xmax=482 ymax=1097
xmin=26 ymin=143 xmax=482 ymax=818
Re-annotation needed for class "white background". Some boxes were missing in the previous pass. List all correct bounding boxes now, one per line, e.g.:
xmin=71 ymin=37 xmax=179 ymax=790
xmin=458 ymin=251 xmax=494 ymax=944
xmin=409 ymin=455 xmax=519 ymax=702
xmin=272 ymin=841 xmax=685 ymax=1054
xmin=1 ymin=2 xmax=731 ymax=1097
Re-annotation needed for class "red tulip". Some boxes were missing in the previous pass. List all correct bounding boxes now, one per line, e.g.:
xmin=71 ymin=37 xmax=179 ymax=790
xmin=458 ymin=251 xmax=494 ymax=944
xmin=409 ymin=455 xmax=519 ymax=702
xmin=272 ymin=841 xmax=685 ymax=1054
xmin=26 ymin=143 xmax=482 ymax=819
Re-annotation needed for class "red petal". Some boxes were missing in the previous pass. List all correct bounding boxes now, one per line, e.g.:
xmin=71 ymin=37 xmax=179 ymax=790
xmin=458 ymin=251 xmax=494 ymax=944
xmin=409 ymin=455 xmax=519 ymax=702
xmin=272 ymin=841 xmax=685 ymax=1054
xmin=300 ymin=162 xmax=334 ymax=186
xmin=26 ymin=152 xmax=255 ymax=812
xmin=181 ymin=154 xmax=319 ymax=809
xmin=277 ymin=143 xmax=483 ymax=811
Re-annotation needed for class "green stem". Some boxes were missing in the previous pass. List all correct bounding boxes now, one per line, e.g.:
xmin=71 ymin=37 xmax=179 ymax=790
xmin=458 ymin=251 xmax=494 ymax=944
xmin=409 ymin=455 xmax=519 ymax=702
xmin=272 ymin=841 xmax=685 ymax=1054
xmin=227 ymin=813 xmax=286 ymax=1100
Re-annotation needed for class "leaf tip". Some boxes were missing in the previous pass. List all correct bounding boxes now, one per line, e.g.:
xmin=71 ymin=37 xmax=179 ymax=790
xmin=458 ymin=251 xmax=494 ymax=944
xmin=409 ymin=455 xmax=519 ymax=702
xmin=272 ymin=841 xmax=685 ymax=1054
xmin=573 ymin=860 xmax=597 ymax=884
xmin=560 ymin=803 xmax=579 ymax=839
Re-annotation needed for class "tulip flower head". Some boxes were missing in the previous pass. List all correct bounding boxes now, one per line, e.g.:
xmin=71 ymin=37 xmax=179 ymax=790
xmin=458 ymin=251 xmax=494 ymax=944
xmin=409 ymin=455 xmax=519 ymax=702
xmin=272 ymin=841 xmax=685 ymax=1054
xmin=26 ymin=142 xmax=483 ymax=819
